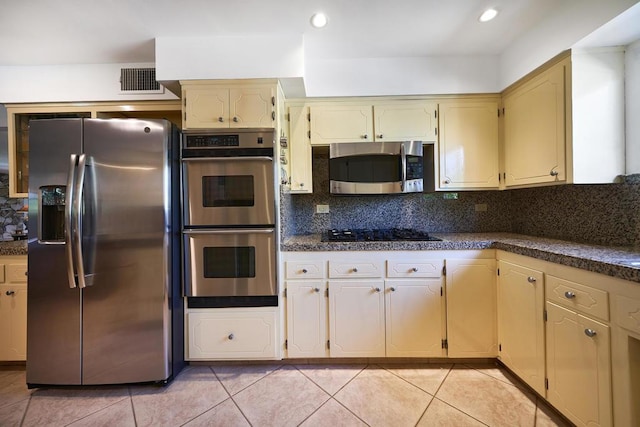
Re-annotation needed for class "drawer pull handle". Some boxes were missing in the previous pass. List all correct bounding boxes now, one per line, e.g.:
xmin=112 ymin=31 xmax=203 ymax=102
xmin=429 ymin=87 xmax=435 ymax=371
xmin=564 ymin=291 xmax=576 ymax=299
xmin=352 ymin=268 xmax=358 ymax=273
xmin=218 ymin=117 xmax=224 ymax=122
xmin=412 ymin=267 xmax=418 ymax=272
xmin=233 ymin=117 xmax=239 ymax=123
xmin=584 ymin=329 xmax=597 ymax=338
xmin=302 ymin=269 xmax=308 ymax=274
xmin=313 ymin=287 xmax=320 ymax=293
xmin=389 ymin=287 xmax=396 ymax=292
xmin=228 ymin=333 xmax=235 ymax=340
xmin=374 ymin=287 xmax=381 ymax=292
xmin=527 ymin=276 xmax=536 ymax=283
xmin=5 ymin=290 xmax=15 ymax=296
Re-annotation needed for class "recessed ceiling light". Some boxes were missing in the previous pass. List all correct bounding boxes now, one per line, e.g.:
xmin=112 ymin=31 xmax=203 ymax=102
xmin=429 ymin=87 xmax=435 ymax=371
xmin=310 ymin=12 xmax=328 ymax=28
xmin=479 ymin=8 xmax=499 ymax=22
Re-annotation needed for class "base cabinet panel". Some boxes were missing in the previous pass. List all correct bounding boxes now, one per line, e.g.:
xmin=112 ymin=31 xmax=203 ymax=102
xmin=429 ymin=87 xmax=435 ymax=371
xmin=328 ymin=280 xmax=385 ymax=357
xmin=285 ymin=281 xmax=328 ymax=358
xmin=0 ymin=257 xmax=28 ymax=361
xmin=187 ymin=308 xmax=277 ymax=360
xmin=546 ymin=302 xmax=612 ymax=427
xmin=385 ymin=279 xmax=445 ymax=357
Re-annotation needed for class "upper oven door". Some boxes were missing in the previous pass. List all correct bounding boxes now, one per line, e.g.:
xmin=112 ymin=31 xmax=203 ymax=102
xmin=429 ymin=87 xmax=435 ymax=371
xmin=183 ymin=156 xmax=275 ymax=227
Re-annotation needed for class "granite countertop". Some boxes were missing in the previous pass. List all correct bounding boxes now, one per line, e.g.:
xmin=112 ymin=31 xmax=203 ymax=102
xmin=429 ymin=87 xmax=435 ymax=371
xmin=282 ymin=232 xmax=640 ymax=284
xmin=0 ymin=240 xmax=28 ymax=256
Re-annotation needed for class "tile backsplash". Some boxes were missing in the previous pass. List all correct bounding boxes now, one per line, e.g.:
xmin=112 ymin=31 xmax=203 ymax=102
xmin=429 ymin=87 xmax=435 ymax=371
xmin=0 ymin=174 xmax=28 ymax=240
xmin=281 ymin=148 xmax=640 ymax=247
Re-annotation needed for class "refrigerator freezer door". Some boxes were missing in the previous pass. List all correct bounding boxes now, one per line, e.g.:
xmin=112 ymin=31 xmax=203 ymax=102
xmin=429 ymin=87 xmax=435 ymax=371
xmin=80 ymin=119 xmax=171 ymax=384
xmin=27 ymin=119 xmax=83 ymax=385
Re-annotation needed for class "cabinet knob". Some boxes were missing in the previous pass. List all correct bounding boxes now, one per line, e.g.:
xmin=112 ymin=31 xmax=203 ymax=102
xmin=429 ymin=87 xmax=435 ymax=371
xmin=352 ymin=267 xmax=358 ymax=273
xmin=527 ymin=276 xmax=536 ymax=283
xmin=299 ymin=183 xmax=304 ymax=187
xmin=564 ymin=291 xmax=576 ymax=299
xmin=313 ymin=287 xmax=320 ymax=293
xmin=411 ymin=267 xmax=418 ymax=272
xmin=584 ymin=329 xmax=597 ymax=338
xmin=361 ymin=134 xmax=368 ymax=140
xmin=443 ymin=179 xmax=451 ymax=184
xmin=228 ymin=333 xmax=235 ymax=340
xmin=377 ymin=134 xmax=383 ymax=139
xmin=218 ymin=117 xmax=224 ymax=122
xmin=233 ymin=117 xmax=239 ymax=123
xmin=550 ymin=169 xmax=559 ymax=177
xmin=5 ymin=290 xmax=15 ymax=296
xmin=374 ymin=287 xmax=381 ymax=292
xmin=301 ymin=268 xmax=308 ymax=274
xmin=389 ymin=287 xmax=396 ymax=292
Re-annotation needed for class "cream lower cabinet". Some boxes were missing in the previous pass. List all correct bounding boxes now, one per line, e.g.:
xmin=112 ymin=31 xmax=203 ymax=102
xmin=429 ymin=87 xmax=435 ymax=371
xmin=497 ymin=260 xmax=546 ymax=395
xmin=186 ymin=307 xmax=278 ymax=360
xmin=285 ymin=281 xmax=328 ymax=357
xmin=0 ymin=257 xmax=28 ymax=361
xmin=445 ymin=258 xmax=497 ymax=357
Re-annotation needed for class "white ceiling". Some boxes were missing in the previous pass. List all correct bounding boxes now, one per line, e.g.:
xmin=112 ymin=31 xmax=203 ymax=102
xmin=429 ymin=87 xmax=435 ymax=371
xmin=0 ymin=0 xmax=568 ymax=66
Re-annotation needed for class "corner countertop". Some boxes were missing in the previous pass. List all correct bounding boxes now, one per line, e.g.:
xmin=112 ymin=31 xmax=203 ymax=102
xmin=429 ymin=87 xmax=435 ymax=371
xmin=0 ymin=240 xmax=28 ymax=256
xmin=281 ymin=232 xmax=640 ymax=284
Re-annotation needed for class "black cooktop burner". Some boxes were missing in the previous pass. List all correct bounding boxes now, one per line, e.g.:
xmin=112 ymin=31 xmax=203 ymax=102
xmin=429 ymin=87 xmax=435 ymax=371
xmin=325 ymin=228 xmax=441 ymax=242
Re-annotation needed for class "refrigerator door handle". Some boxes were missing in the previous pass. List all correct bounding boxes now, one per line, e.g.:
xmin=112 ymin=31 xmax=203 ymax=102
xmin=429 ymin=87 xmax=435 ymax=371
xmin=74 ymin=154 xmax=88 ymax=289
xmin=65 ymin=154 xmax=79 ymax=288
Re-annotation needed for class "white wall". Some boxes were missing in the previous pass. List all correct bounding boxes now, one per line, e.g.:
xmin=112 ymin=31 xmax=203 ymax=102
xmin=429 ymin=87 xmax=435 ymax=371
xmin=0 ymin=63 xmax=178 ymax=103
xmin=499 ymin=0 xmax=640 ymax=89
xmin=626 ymin=39 xmax=640 ymax=174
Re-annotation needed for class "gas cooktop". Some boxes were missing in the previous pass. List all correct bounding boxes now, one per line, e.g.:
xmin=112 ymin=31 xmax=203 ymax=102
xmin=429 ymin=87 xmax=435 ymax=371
xmin=324 ymin=228 xmax=441 ymax=242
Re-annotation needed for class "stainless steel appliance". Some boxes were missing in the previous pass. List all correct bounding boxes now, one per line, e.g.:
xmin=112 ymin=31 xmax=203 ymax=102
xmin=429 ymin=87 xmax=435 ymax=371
xmin=26 ymin=118 xmax=183 ymax=387
xmin=330 ymin=141 xmax=424 ymax=194
xmin=181 ymin=130 xmax=277 ymax=302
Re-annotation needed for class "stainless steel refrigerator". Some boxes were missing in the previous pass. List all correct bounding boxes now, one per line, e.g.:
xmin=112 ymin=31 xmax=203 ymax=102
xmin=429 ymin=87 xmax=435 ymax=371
xmin=26 ymin=118 xmax=183 ymax=387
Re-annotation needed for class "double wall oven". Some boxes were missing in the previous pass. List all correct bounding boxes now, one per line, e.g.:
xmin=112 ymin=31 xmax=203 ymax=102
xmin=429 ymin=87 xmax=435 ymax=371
xmin=182 ymin=129 xmax=277 ymax=307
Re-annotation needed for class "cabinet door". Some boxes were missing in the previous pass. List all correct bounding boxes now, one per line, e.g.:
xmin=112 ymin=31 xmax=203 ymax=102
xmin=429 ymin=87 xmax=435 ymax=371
xmin=504 ymin=62 xmax=567 ymax=187
xmin=0 ymin=285 xmax=27 ymax=361
xmin=184 ymin=87 xmax=229 ymax=129
xmin=310 ymin=104 xmax=374 ymax=145
xmin=546 ymin=302 xmax=612 ymax=427
xmin=385 ymin=279 xmax=445 ymax=357
xmin=373 ymin=101 xmax=437 ymax=142
xmin=446 ymin=259 xmax=497 ymax=357
xmin=328 ymin=280 xmax=385 ymax=357
xmin=497 ymin=261 xmax=545 ymax=395
xmin=439 ymin=101 xmax=499 ymax=189
xmin=229 ymin=86 xmax=274 ymax=128
xmin=286 ymin=281 xmax=328 ymax=358
xmin=288 ymin=105 xmax=313 ymax=193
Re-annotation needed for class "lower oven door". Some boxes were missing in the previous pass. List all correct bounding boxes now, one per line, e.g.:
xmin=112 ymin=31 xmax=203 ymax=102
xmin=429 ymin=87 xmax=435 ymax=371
xmin=183 ymin=228 xmax=277 ymax=297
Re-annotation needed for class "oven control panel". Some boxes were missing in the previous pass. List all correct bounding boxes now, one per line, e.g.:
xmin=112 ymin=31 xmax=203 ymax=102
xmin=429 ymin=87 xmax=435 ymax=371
xmin=183 ymin=130 xmax=274 ymax=150
xmin=185 ymin=134 xmax=240 ymax=148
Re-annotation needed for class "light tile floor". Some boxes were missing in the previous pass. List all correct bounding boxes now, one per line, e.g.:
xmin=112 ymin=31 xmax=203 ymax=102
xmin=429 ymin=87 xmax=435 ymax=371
xmin=0 ymin=362 xmax=573 ymax=427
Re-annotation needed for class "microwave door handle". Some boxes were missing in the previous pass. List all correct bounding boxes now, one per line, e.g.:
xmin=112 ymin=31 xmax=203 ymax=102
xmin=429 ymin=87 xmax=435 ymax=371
xmin=181 ymin=157 xmax=273 ymax=162
xmin=400 ymin=143 xmax=407 ymax=191
xmin=73 ymin=154 xmax=87 ymax=289
xmin=183 ymin=228 xmax=275 ymax=235
xmin=65 ymin=154 xmax=78 ymax=288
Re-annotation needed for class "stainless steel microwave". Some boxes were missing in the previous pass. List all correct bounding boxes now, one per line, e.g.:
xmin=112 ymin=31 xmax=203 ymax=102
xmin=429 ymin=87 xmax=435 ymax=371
xmin=329 ymin=141 xmax=426 ymax=194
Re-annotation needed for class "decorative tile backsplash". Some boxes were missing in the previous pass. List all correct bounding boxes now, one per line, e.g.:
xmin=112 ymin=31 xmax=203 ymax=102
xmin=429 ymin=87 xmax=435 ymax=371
xmin=0 ymin=174 xmax=28 ymax=240
xmin=281 ymin=148 xmax=640 ymax=247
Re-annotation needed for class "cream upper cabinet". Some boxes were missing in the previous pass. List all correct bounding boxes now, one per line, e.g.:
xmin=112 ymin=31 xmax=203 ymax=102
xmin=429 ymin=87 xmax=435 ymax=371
xmin=497 ymin=260 xmax=546 ymax=395
xmin=309 ymin=104 xmax=373 ymax=145
xmin=546 ymin=301 xmax=612 ymax=427
xmin=373 ymin=101 xmax=437 ymax=142
xmin=182 ymin=82 xmax=276 ymax=130
xmin=0 ymin=257 xmax=28 ymax=361
xmin=503 ymin=59 xmax=567 ymax=187
xmin=438 ymin=101 xmax=499 ymax=189
xmin=288 ymin=105 xmax=313 ymax=193
xmin=309 ymin=101 xmax=437 ymax=145
xmin=385 ymin=279 xmax=445 ymax=357
xmin=445 ymin=258 xmax=497 ymax=357
xmin=328 ymin=280 xmax=386 ymax=357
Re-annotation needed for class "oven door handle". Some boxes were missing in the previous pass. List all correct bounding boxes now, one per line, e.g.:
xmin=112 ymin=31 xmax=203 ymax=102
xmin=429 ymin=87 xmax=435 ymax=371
xmin=181 ymin=157 xmax=273 ymax=162
xmin=183 ymin=228 xmax=275 ymax=235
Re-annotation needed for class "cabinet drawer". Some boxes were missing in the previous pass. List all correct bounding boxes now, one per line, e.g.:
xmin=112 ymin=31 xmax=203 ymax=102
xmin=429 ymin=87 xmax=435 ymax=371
xmin=615 ymin=295 xmax=640 ymax=335
xmin=187 ymin=308 xmax=277 ymax=360
xmin=386 ymin=259 xmax=443 ymax=278
xmin=546 ymin=275 xmax=609 ymax=321
xmin=285 ymin=261 xmax=325 ymax=279
xmin=6 ymin=264 xmax=27 ymax=283
xmin=329 ymin=260 xmax=383 ymax=278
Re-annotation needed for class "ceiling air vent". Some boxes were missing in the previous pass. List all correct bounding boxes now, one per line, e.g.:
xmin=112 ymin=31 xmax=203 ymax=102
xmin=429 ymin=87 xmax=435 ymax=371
xmin=119 ymin=67 xmax=164 ymax=94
